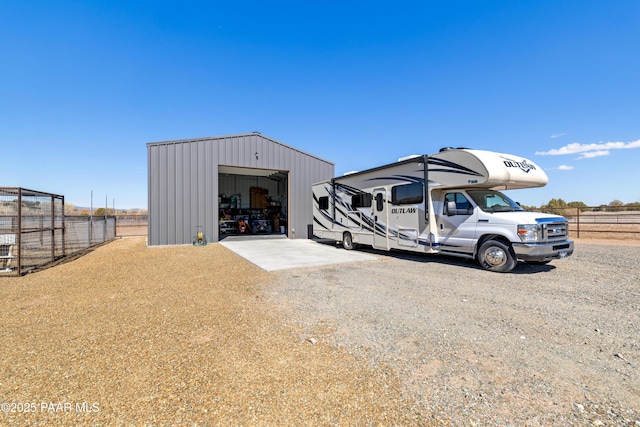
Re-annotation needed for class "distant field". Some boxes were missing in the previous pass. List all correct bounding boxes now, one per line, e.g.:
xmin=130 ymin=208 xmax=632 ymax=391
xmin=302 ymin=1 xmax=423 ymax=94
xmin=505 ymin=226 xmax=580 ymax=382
xmin=116 ymin=225 xmax=147 ymax=237
xmin=115 ymin=215 xmax=148 ymax=237
xmin=569 ymin=224 xmax=640 ymax=240
xmin=565 ymin=210 xmax=640 ymax=240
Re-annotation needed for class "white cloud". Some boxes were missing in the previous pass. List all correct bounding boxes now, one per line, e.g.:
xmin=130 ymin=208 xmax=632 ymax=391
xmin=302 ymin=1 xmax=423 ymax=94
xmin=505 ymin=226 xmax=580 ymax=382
xmin=535 ymin=139 xmax=640 ymax=158
xmin=558 ymin=165 xmax=574 ymax=170
xmin=550 ymin=133 xmax=565 ymax=139
xmin=579 ymin=150 xmax=609 ymax=159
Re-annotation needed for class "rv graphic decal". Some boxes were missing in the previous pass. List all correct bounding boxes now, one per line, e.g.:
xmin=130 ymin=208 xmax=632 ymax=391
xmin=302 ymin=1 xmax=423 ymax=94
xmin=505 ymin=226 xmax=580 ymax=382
xmin=313 ymin=185 xmax=378 ymax=235
xmin=501 ymin=157 xmax=536 ymax=173
xmin=391 ymin=207 xmax=417 ymax=214
xmin=313 ymin=182 xmax=430 ymax=246
xmin=428 ymin=158 xmax=484 ymax=177
xmin=366 ymin=175 xmax=422 ymax=184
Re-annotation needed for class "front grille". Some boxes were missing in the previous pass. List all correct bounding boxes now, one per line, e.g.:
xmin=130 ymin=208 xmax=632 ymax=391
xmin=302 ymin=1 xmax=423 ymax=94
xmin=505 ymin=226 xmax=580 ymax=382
xmin=539 ymin=220 xmax=569 ymax=241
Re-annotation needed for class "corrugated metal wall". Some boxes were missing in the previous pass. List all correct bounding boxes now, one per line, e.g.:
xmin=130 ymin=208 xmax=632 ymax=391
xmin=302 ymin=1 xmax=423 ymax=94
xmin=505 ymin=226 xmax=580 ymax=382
xmin=147 ymin=133 xmax=334 ymax=246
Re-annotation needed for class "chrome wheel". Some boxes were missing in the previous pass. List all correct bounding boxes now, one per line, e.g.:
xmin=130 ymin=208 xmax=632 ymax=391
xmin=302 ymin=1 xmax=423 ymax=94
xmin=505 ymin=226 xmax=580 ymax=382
xmin=485 ymin=247 xmax=506 ymax=267
xmin=342 ymin=233 xmax=354 ymax=250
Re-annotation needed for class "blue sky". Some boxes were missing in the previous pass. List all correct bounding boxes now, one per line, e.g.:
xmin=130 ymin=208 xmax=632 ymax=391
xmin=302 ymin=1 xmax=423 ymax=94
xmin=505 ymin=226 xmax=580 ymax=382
xmin=2 ymin=0 xmax=639 ymax=209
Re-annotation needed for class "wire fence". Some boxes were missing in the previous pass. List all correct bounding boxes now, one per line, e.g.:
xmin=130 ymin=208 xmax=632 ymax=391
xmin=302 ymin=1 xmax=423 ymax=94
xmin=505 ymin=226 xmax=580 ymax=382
xmin=537 ymin=207 xmax=640 ymax=239
xmin=115 ymin=214 xmax=148 ymax=237
xmin=1 ymin=187 xmax=117 ymax=276
xmin=65 ymin=216 xmax=117 ymax=253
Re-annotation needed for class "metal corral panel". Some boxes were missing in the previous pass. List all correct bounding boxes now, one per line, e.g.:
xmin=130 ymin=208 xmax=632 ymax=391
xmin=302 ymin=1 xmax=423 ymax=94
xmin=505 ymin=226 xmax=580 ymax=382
xmin=147 ymin=133 xmax=334 ymax=246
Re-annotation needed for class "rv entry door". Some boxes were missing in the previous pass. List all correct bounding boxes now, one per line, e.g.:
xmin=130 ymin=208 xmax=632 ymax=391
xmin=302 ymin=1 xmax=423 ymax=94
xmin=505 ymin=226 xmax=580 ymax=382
xmin=373 ymin=188 xmax=389 ymax=250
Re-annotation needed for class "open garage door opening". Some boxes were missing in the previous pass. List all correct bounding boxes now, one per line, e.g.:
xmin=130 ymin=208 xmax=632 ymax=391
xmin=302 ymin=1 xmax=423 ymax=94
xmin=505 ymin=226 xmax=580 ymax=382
xmin=218 ymin=166 xmax=288 ymax=239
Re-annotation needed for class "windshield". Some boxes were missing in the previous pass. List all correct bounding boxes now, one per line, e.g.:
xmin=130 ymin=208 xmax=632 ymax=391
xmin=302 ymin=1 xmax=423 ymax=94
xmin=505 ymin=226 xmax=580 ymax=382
xmin=466 ymin=189 xmax=525 ymax=213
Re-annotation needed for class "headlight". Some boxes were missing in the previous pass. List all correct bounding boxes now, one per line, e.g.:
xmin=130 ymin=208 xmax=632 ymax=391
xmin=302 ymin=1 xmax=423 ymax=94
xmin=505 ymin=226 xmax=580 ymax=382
xmin=517 ymin=224 xmax=540 ymax=243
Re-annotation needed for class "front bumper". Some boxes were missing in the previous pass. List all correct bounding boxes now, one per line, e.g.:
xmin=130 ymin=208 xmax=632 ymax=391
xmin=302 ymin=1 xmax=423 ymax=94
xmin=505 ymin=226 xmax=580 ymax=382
xmin=512 ymin=240 xmax=574 ymax=262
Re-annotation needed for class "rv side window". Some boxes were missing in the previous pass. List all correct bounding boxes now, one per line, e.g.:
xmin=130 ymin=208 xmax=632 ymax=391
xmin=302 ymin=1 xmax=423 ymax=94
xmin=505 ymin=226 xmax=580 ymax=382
xmin=318 ymin=196 xmax=329 ymax=210
xmin=352 ymin=193 xmax=372 ymax=208
xmin=391 ymin=182 xmax=423 ymax=205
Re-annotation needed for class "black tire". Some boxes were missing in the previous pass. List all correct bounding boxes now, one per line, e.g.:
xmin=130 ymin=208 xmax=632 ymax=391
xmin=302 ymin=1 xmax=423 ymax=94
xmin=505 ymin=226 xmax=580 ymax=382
xmin=478 ymin=240 xmax=517 ymax=272
xmin=342 ymin=233 xmax=354 ymax=250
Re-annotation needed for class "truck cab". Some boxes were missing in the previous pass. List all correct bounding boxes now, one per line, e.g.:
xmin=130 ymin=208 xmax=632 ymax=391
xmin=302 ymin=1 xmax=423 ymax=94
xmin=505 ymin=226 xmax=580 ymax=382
xmin=434 ymin=188 xmax=574 ymax=272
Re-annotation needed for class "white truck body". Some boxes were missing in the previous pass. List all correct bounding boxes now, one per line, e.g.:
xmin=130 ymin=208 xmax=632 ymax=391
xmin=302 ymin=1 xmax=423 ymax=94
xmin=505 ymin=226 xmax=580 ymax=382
xmin=312 ymin=148 xmax=574 ymax=272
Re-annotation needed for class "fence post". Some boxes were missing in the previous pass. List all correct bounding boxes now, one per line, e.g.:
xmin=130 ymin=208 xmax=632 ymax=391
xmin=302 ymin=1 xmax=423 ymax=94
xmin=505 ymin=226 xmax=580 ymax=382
xmin=17 ymin=188 xmax=22 ymax=276
xmin=50 ymin=194 xmax=55 ymax=262
xmin=61 ymin=196 xmax=66 ymax=258
xmin=576 ymin=207 xmax=580 ymax=238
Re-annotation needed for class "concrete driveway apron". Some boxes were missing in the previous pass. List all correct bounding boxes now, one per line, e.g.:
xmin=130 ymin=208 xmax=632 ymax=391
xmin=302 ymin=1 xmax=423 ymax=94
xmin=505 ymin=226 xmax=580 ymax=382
xmin=219 ymin=236 xmax=376 ymax=272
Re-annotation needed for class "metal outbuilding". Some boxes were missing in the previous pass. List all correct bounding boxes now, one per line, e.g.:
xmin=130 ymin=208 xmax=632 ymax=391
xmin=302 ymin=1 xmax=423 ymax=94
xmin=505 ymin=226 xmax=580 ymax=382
xmin=147 ymin=133 xmax=334 ymax=246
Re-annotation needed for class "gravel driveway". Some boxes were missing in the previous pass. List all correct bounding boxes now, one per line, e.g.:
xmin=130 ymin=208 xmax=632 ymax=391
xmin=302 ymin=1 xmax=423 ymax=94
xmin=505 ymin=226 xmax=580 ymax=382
xmin=263 ymin=241 xmax=640 ymax=425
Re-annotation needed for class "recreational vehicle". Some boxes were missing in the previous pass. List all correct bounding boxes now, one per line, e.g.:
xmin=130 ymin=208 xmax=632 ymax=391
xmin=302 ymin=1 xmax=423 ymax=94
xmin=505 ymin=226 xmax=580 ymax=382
xmin=312 ymin=148 xmax=574 ymax=272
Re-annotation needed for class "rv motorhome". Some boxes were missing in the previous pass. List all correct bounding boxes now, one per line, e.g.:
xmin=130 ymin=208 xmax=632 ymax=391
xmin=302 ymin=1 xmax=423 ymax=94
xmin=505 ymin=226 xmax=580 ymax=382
xmin=312 ymin=148 xmax=574 ymax=272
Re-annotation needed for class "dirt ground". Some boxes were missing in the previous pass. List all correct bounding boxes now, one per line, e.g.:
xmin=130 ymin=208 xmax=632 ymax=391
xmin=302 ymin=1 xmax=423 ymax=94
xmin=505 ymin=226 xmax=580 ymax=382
xmin=574 ymin=237 xmax=640 ymax=246
xmin=1 ymin=236 xmax=638 ymax=426
xmin=115 ymin=225 xmax=147 ymax=237
xmin=0 ymin=237 xmax=428 ymax=426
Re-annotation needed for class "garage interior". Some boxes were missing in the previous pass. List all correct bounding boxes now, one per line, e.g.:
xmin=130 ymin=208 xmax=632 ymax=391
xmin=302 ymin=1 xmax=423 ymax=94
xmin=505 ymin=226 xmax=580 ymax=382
xmin=218 ymin=166 xmax=289 ymax=238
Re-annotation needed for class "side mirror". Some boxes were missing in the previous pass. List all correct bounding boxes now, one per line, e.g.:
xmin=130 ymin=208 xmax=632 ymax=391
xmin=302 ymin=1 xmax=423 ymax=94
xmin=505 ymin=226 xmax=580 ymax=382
xmin=446 ymin=201 xmax=457 ymax=216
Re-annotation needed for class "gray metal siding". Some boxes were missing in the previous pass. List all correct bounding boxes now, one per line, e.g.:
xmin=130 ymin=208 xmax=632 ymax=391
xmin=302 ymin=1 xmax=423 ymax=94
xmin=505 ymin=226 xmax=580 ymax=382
xmin=147 ymin=133 xmax=334 ymax=246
